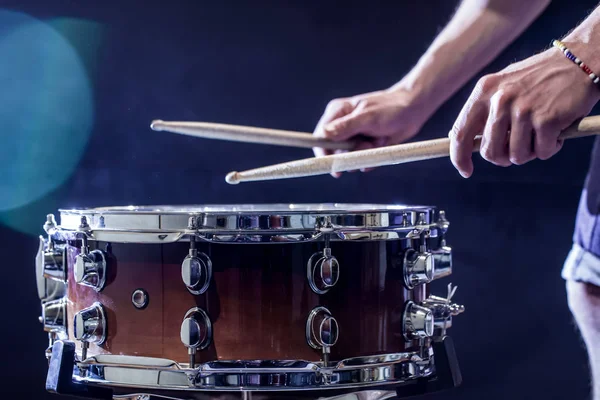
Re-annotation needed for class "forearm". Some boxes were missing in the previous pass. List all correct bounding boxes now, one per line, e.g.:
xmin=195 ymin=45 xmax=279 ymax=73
xmin=562 ymin=6 xmax=600 ymax=73
xmin=391 ymin=0 xmax=550 ymax=115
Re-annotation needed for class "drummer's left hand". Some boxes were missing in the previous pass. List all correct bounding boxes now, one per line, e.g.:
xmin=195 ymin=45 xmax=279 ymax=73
xmin=449 ymin=44 xmax=600 ymax=178
xmin=312 ymin=88 xmax=433 ymax=178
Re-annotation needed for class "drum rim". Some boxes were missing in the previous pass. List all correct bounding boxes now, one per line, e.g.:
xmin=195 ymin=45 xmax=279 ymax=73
xmin=74 ymin=350 xmax=434 ymax=392
xmin=58 ymin=203 xmax=436 ymax=215
xmin=48 ymin=203 xmax=446 ymax=244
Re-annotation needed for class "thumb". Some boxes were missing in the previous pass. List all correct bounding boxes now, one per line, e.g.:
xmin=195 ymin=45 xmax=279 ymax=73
xmin=323 ymin=109 xmax=371 ymax=141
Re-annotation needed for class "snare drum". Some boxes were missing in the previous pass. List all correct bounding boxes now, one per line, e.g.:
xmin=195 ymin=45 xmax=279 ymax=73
xmin=35 ymin=204 xmax=464 ymax=400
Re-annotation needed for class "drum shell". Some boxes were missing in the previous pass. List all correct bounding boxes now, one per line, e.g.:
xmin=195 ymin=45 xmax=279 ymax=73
xmin=66 ymin=238 xmax=428 ymax=364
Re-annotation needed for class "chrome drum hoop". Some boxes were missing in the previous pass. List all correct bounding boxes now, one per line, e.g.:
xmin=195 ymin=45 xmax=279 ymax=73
xmin=48 ymin=203 xmax=447 ymax=244
xmin=74 ymin=351 xmax=434 ymax=392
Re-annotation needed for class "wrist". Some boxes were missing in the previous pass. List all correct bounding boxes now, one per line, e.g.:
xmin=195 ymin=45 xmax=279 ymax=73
xmin=551 ymin=39 xmax=600 ymax=102
xmin=388 ymin=72 xmax=443 ymax=118
xmin=560 ymin=39 xmax=600 ymax=78
xmin=560 ymin=7 xmax=600 ymax=91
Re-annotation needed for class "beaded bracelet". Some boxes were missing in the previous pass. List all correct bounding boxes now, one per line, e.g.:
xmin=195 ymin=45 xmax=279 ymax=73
xmin=553 ymin=39 xmax=600 ymax=87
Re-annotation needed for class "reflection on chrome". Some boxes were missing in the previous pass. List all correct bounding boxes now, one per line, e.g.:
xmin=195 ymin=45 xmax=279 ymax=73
xmin=75 ymin=351 xmax=433 ymax=392
xmin=45 ymin=205 xmax=446 ymax=244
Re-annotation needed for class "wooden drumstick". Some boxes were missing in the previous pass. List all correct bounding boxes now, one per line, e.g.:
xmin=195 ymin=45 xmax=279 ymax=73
xmin=150 ymin=120 xmax=355 ymax=150
xmin=225 ymin=115 xmax=600 ymax=184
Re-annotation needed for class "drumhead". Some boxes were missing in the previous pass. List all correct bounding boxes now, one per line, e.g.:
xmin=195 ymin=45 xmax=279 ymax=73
xmin=54 ymin=203 xmax=443 ymax=244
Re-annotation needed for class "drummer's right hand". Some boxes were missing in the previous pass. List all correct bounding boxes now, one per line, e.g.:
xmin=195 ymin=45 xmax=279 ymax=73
xmin=312 ymin=88 xmax=429 ymax=177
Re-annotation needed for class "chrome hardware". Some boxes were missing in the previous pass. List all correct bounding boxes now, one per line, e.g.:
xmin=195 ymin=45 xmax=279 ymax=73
xmin=45 ymin=343 xmax=53 ymax=362
xmin=74 ymin=302 xmax=107 ymax=345
xmin=436 ymin=210 xmax=450 ymax=233
xmin=43 ymin=214 xmax=58 ymax=235
xmin=74 ymin=249 xmax=107 ymax=291
xmin=403 ymin=247 xmax=434 ymax=289
xmin=180 ymin=307 xmax=212 ymax=368
xmin=74 ymin=302 xmax=107 ymax=361
xmin=422 ymin=283 xmax=465 ymax=336
xmin=432 ymin=245 xmax=452 ymax=280
xmin=76 ymin=350 xmax=434 ymax=392
xmin=45 ymin=331 xmax=62 ymax=362
xmin=35 ymin=236 xmax=66 ymax=301
xmin=43 ymin=242 xmax=66 ymax=282
xmin=40 ymin=299 xmax=67 ymax=337
xmin=115 ymin=395 xmax=152 ymax=400
xmin=112 ymin=393 xmax=396 ymax=400
xmin=316 ymin=215 xmax=334 ymax=232
xmin=131 ymin=289 xmax=149 ymax=310
xmin=307 ymin=236 xmax=340 ymax=294
xmin=402 ymin=301 xmax=434 ymax=340
xmin=306 ymin=306 xmax=339 ymax=366
xmin=401 ymin=213 xmax=410 ymax=227
xmin=416 ymin=212 xmax=427 ymax=226
xmin=181 ymin=240 xmax=212 ymax=295
xmin=432 ymin=209 xmax=452 ymax=280
xmin=187 ymin=216 xmax=198 ymax=230
xmin=79 ymin=215 xmax=90 ymax=231
xmin=55 ymin=204 xmax=440 ymax=244
xmin=306 ymin=307 xmax=339 ymax=349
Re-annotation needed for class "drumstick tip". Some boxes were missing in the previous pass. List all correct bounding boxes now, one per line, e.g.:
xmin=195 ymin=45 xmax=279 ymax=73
xmin=150 ymin=120 xmax=164 ymax=131
xmin=225 ymin=171 xmax=240 ymax=185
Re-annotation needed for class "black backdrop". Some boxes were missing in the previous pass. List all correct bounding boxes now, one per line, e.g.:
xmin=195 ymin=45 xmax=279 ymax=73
xmin=2 ymin=1 xmax=600 ymax=399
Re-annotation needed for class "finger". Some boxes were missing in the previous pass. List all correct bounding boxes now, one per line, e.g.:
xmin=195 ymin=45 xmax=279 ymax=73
xmin=479 ymin=92 xmax=511 ymax=167
xmin=508 ymin=109 xmax=535 ymax=165
xmin=449 ymin=95 xmax=488 ymax=178
xmin=532 ymin=118 xmax=562 ymax=160
xmin=312 ymin=146 xmax=333 ymax=158
xmin=323 ymin=108 xmax=374 ymax=141
xmin=313 ymin=99 xmax=354 ymax=159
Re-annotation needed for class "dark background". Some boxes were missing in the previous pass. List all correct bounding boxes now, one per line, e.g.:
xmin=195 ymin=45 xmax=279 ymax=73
xmin=2 ymin=1 xmax=600 ymax=399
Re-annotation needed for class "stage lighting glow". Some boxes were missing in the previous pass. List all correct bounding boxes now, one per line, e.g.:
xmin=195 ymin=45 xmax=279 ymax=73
xmin=0 ymin=10 xmax=94 ymax=213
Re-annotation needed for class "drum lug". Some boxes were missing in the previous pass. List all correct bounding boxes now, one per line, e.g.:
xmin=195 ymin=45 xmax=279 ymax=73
xmin=36 ymin=236 xmax=67 ymax=302
xmin=307 ymin=239 xmax=340 ymax=294
xmin=404 ymin=214 xmax=437 ymax=289
xmin=181 ymin=239 xmax=212 ymax=295
xmin=180 ymin=307 xmax=213 ymax=368
xmin=306 ymin=306 xmax=339 ymax=366
xmin=74 ymin=249 xmax=108 ymax=292
xmin=307 ymin=232 xmax=340 ymax=294
xmin=403 ymin=246 xmax=435 ymax=289
xmin=74 ymin=302 xmax=107 ymax=344
xmin=43 ymin=241 xmax=67 ymax=282
xmin=431 ymin=245 xmax=452 ymax=280
xmin=40 ymin=299 xmax=68 ymax=339
xmin=402 ymin=301 xmax=434 ymax=340
xmin=403 ymin=244 xmax=453 ymax=287
xmin=74 ymin=302 xmax=107 ymax=360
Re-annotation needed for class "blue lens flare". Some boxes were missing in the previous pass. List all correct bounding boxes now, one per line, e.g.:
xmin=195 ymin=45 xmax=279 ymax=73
xmin=0 ymin=10 xmax=99 ymax=233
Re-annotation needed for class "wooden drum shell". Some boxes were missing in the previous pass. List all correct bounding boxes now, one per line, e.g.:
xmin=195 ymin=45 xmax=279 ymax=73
xmin=66 ymin=238 xmax=426 ymax=364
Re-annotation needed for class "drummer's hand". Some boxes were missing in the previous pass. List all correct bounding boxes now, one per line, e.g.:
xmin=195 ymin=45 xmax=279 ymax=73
xmin=449 ymin=45 xmax=600 ymax=178
xmin=312 ymin=88 xmax=430 ymax=178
